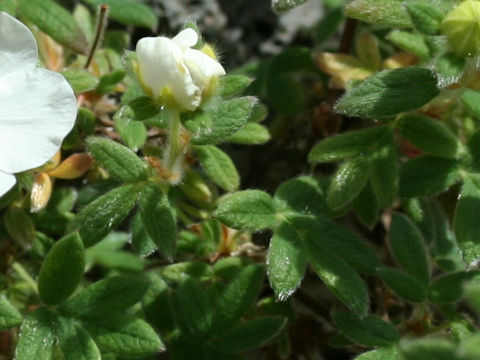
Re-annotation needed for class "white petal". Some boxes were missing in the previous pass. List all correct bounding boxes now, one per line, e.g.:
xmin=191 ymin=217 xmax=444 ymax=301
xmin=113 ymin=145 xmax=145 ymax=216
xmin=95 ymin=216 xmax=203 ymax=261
xmin=0 ymin=171 xmax=16 ymax=198
xmin=172 ymin=28 xmax=199 ymax=48
xmin=183 ymin=48 xmax=226 ymax=88
xmin=136 ymin=37 xmax=201 ymax=110
xmin=0 ymin=69 xmax=77 ymax=173
xmin=0 ymin=12 xmax=38 ymax=77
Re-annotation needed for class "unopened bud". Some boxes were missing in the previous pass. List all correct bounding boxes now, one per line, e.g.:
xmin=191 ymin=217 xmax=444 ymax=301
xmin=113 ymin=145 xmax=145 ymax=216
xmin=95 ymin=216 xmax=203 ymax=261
xmin=48 ymin=153 xmax=93 ymax=179
xmin=30 ymin=173 xmax=52 ymax=213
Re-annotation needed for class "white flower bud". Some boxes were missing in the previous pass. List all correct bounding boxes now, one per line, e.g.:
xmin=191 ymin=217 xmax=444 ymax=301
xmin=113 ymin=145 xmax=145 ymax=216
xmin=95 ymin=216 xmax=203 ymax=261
xmin=136 ymin=28 xmax=226 ymax=111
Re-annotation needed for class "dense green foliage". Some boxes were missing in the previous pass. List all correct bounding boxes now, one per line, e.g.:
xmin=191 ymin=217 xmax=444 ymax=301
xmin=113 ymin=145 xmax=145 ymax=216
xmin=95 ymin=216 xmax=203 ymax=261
xmin=3 ymin=0 xmax=480 ymax=359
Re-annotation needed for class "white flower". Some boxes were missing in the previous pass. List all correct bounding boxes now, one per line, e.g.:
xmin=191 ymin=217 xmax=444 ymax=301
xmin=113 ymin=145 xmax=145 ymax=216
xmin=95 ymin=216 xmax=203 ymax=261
xmin=0 ymin=12 xmax=76 ymax=197
xmin=136 ymin=28 xmax=226 ymax=111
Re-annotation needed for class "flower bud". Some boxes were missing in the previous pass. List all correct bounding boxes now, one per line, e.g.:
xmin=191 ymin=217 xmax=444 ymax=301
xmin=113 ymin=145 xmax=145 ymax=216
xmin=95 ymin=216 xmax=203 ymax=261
xmin=30 ymin=173 xmax=52 ymax=213
xmin=48 ymin=153 xmax=93 ymax=179
xmin=442 ymin=0 xmax=480 ymax=57
xmin=135 ymin=28 xmax=226 ymax=111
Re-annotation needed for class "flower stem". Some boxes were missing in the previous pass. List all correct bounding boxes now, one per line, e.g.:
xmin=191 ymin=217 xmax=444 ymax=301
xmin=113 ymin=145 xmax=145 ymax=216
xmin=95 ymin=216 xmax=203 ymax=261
xmin=11 ymin=262 xmax=38 ymax=294
xmin=164 ymin=109 xmax=184 ymax=183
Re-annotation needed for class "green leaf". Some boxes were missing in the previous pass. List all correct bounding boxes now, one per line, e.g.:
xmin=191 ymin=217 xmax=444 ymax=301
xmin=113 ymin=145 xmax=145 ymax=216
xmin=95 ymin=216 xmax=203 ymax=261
xmin=213 ymin=265 xmax=264 ymax=332
xmin=291 ymin=215 xmax=380 ymax=275
xmin=15 ymin=308 xmax=56 ymax=360
xmin=130 ymin=212 xmax=156 ymax=257
xmin=195 ymin=145 xmax=240 ymax=192
xmin=387 ymin=31 xmax=430 ymax=59
xmin=83 ymin=316 xmax=164 ymax=356
xmin=389 ymin=213 xmax=430 ymax=286
xmin=332 ymin=312 xmax=400 ymax=347
xmin=177 ymin=278 xmax=212 ymax=335
xmin=355 ymin=347 xmax=402 ymax=360
xmin=128 ymin=96 xmax=161 ymax=121
xmin=113 ymin=106 xmax=148 ymax=151
xmin=86 ymin=137 xmax=147 ymax=182
xmin=85 ymin=0 xmax=157 ymax=29
xmin=4 ymin=206 xmax=35 ymax=247
xmin=465 ymin=281 xmax=480 ymax=314
xmin=335 ymin=67 xmax=439 ymax=118
xmin=305 ymin=239 xmax=369 ymax=315
xmin=227 ymin=123 xmax=271 ymax=145
xmin=353 ymin=182 xmax=380 ymax=228
xmin=19 ymin=0 xmax=88 ymax=54
xmin=59 ymin=275 xmax=149 ymax=319
xmin=401 ymin=339 xmax=458 ymax=360
xmin=73 ymin=184 xmax=140 ymax=247
xmin=270 ymin=47 xmax=315 ymax=73
xmin=38 ymin=233 xmax=85 ymax=305
xmin=139 ymin=183 xmax=177 ymax=260
xmin=345 ymin=0 xmax=412 ymax=28
xmin=462 ymin=89 xmax=480 ymax=117
xmin=399 ymin=156 xmax=459 ymax=197
xmin=272 ymin=0 xmax=308 ymax=12
xmin=184 ymin=97 xmax=256 ymax=145
xmin=309 ymin=126 xmax=391 ymax=163
xmin=212 ymin=316 xmax=286 ymax=352
xmin=0 ymin=295 xmax=22 ymax=330
xmin=454 ymin=174 xmax=480 ymax=265
xmin=327 ymin=156 xmax=370 ymax=210
xmin=219 ymin=75 xmax=253 ymax=98
xmin=95 ymin=69 xmax=126 ymax=95
xmin=57 ymin=317 xmax=100 ymax=360
xmin=267 ymin=222 xmax=308 ymax=300
xmin=428 ymin=270 xmax=480 ymax=304
xmin=396 ymin=114 xmax=458 ymax=158
xmin=405 ymin=1 xmax=444 ymax=35
xmin=214 ymin=190 xmax=277 ymax=230
xmin=274 ymin=176 xmax=332 ymax=218
xmin=62 ymin=69 xmax=99 ymax=94
xmin=377 ymin=267 xmax=427 ymax=302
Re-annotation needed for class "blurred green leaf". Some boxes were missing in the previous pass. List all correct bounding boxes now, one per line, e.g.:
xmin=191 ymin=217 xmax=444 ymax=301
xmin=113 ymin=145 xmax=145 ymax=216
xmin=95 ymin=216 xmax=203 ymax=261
xmin=219 ymin=75 xmax=253 ymax=98
xmin=195 ymin=145 xmax=240 ymax=192
xmin=399 ymin=156 xmax=459 ymax=197
xmin=272 ymin=0 xmax=308 ymax=12
xmin=377 ymin=267 xmax=427 ymax=302
xmin=4 ymin=206 xmax=35 ymax=247
xmin=389 ymin=213 xmax=430 ymax=286
xmin=85 ymin=0 xmax=158 ymax=30
xmin=59 ymin=275 xmax=149 ymax=319
xmin=0 ymin=295 xmax=22 ymax=330
xmin=227 ymin=123 xmax=271 ymax=145
xmin=19 ymin=0 xmax=88 ymax=54
xmin=345 ymin=0 xmax=412 ymax=28
xmin=335 ymin=67 xmax=439 ymax=118
xmin=397 ymin=114 xmax=458 ymax=159
xmin=354 ymin=347 xmax=402 ymax=360
xmin=57 ymin=317 xmax=100 ymax=360
xmin=139 ymin=183 xmax=177 ymax=260
xmin=212 ymin=316 xmax=286 ymax=352
xmin=405 ymin=1 xmax=443 ymax=35
xmin=177 ymin=278 xmax=212 ymax=335
xmin=387 ymin=31 xmax=430 ymax=59
xmin=213 ymin=265 xmax=264 ymax=332
xmin=38 ymin=233 xmax=85 ymax=306
xmin=15 ymin=308 xmax=56 ymax=360
xmin=83 ymin=316 xmax=164 ymax=356
xmin=401 ymin=338 xmax=459 ymax=360
xmin=327 ymin=156 xmax=370 ymax=210
xmin=332 ymin=312 xmax=400 ymax=347
xmin=309 ymin=126 xmax=391 ymax=163
xmin=454 ymin=174 xmax=480 ymax=265
xmin=428 ymin=270 xmax=480 ymax=304
xmin=62 ymin=69 xmax=99 ymax=94
xmin=113 ymin=106 xmax=148 ymax=151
